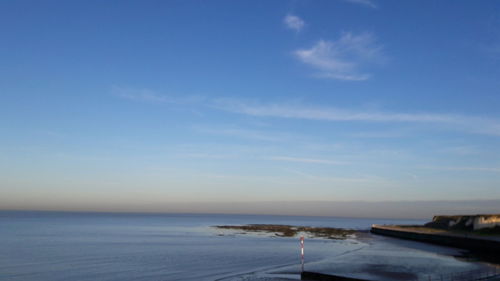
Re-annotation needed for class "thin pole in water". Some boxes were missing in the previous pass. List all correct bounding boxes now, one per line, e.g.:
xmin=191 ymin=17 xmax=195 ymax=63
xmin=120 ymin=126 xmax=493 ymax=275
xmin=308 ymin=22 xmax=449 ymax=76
xmin=300 ymin=236 xmax=304 ymax=273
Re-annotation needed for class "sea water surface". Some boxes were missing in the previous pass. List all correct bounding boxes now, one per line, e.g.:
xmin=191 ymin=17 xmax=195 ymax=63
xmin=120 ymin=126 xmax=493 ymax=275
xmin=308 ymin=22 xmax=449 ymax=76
xmin=0 ymin=211 xmax=497 ymax=281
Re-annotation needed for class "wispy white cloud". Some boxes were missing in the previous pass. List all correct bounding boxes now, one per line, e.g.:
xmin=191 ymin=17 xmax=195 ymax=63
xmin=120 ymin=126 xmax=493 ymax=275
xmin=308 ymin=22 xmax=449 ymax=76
xmin=423 ymin=166 xmax=500 ymax=173
xmin=213 ymin=99 xmax=500 ymax=136
xmin=284 ymin=14 xmax=305 ymax=32
xmin=440 ymin=145 xmax=482 ymax=156
xmin=285 ymin=169 xmax=382 ymax=183
xmin=347 ymin=129 xmax=409 ymax=138
xmin=343 ymin=0 xmax=377 ymax=9
xmin=294 ymin=32 xmax=383 ymax=81
xmin=194 ymin=127 xmax=287 ymax=142
xmin=114 ymin=87 xmax=170 ymax=103
xmin=115 ymin=87 xmax=500 ymax=137
xmin=112 ymin=86 xmax=204 ymax=104
xmin=267 ymin=156 xmax=347 ymax=165
xmin=179 ymin=153 xmax=236 ymax=160
xmin=482 ymin=43 xmax=500 ymax=60
xmin=214 ymin=99 xmax=449 ymax=122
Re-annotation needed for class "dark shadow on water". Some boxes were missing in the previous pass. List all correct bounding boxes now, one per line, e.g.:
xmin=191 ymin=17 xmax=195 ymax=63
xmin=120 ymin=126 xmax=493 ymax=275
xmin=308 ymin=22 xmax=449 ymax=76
xmin=454 ymin=251 xmax=500 ymax=266
xmin=363 ymin=264 xmax=418 ymax=280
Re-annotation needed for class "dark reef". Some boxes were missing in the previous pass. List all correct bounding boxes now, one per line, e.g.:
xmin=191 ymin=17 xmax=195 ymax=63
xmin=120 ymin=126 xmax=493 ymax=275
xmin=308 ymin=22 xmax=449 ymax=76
xmin=214 ymin=224 xmax=356 ymax=239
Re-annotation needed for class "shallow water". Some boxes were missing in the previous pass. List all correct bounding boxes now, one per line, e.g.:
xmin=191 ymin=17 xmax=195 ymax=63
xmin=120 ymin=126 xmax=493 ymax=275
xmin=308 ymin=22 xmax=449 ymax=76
xmin=0 ymin=211 xmax=496 ymax=281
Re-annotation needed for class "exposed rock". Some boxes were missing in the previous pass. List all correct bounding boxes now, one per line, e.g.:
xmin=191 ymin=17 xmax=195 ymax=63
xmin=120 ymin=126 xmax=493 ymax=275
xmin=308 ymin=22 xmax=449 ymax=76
xmin=214 ymin=224 xmax=356 ymax=239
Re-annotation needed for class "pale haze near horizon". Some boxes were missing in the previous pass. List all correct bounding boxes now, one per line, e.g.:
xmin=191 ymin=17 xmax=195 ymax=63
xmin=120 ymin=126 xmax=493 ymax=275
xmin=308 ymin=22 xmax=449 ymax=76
xmin=1 ymin=0 xmax=500 ymax=218
xmin=2 ymin=199 xmax=500 ymax=220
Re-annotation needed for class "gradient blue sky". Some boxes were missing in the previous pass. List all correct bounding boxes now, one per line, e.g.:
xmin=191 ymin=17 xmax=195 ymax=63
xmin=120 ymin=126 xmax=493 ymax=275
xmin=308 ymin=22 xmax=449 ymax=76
xmin=1 ymin=0 xmax=500 ymax=214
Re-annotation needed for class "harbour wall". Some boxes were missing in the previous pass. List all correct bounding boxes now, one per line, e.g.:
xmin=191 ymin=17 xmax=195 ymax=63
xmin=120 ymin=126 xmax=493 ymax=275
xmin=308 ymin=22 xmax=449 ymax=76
xmin=370 ymin=225 xmax=500 ymax=253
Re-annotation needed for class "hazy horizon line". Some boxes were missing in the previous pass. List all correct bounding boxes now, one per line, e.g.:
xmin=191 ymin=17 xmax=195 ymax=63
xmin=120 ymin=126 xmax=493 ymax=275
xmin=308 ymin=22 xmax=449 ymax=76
xmin=3 ymin=199 xmax=499 ymax=220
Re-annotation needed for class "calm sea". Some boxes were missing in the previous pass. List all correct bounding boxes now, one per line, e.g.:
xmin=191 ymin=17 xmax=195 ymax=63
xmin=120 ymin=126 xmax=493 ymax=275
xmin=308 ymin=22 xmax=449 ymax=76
xmin=0 ymin=211 xmax=495 ymax=281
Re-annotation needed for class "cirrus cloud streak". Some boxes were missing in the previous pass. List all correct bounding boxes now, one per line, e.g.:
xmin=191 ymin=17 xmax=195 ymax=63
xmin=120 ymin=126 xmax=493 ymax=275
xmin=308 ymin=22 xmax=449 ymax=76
xmin=214 ymin=99 xmax=500 ymax=136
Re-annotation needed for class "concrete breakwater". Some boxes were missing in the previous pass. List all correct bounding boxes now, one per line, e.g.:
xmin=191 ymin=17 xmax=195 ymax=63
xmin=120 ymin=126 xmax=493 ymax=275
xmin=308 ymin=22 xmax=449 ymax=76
xmin=370 ymin=224 xmax=500 ymax=253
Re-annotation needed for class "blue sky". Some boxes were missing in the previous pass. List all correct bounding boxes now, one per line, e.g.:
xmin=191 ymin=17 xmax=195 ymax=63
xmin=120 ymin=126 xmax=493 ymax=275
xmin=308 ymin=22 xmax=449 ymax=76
xmin=1 ymin=0 xmax=500 ymax=214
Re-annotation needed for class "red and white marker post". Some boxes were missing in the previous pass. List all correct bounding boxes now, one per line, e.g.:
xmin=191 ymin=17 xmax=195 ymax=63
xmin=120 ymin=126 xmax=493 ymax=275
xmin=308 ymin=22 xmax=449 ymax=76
xmin=300 ymin=236 xmax=304 ymax=272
